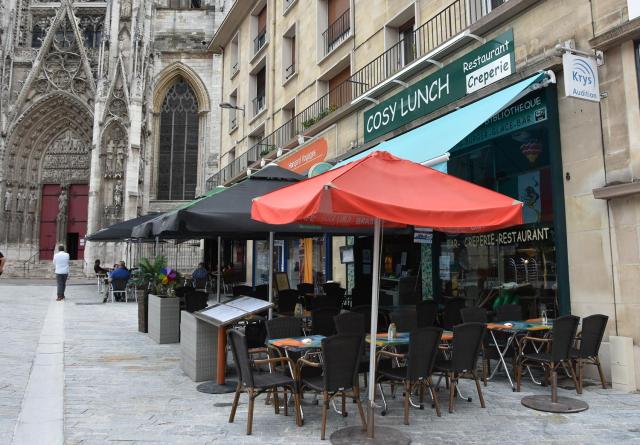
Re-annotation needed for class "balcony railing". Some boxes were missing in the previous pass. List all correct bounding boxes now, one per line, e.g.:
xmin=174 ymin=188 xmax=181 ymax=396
xmin=252 ymin=95 xmax=266 ymax=116
xmin=254 ymin=29 xmax=267 ymax=54
xmin=207 ymin=0 xmax=508 ymax=190
xmin=322 ymin=8 xmax=350 ymax=56
xmin=285 ymin=63 xmax=296 ymax=79
xmin=230 ymin=115 xmax=237 ymax=131
xmin=231 ymin=61 xmax=239 ymax=76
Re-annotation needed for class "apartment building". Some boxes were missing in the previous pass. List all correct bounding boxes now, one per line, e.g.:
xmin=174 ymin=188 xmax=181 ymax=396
xmin=209 ymin=0 xmax=640 ymax=389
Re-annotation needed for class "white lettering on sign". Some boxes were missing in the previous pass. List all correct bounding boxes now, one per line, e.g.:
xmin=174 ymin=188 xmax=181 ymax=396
xmin=463 ymin=40 xmax=511 ymax=73
xmin=366 ymin=74 xmax=450 ymax=133
xmin=563 ymin=53 xmax=600 ymax=102
xmin=465 ymin=54 xmax=512 ymax=94
xmin=446 ymin=227 xmax=551 ymax=248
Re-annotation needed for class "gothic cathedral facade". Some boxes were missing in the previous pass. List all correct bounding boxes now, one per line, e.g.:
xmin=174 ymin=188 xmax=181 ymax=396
xmin=0 ymin=0 xmax=229 ymax=265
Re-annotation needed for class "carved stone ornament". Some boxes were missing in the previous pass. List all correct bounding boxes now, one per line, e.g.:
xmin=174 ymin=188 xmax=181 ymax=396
xmin=42 ymin=130 xmax=90 ymax=183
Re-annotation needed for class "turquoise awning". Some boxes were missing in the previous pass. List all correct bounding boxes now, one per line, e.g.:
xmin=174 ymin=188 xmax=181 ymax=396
xmin=335 ymin=72 xmax=548 ymax=171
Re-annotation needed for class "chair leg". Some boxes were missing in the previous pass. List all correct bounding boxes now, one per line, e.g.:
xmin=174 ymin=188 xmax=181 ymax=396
xmin=341 ymin=392 xmax=346 ymax=417
xmin=321 ymin=391 xmax=329 ymax=440
xmin=354 ymin=385 xmax=367 ymax=431
xmin=273 ymin=387 xmax=280 ymax=414
xmin=566 ymin=361 xmax=580 ymax=395
xmin=449 ymin=374 xmax=456 ymax=413
xmin=419 ymin=381 xmax=424 ymax=406
xmin=472 ymin=371 xmax=485 ymax=408
xmin=229 ymin=383 xmax=242 ymax=423
xmin=403 ymin=381 xmax=410 ymax=425
xmin=294 ymin=390 xmax=303 ymax=426
xmin=595 ymin=358 xmax=607 ymax=389
xmin=515 ymin=360 xmax=522 ymax=392
xmin=284 ymin=387 xmax=288 ymax=416
xmin=428 ymin=378 xmax=441 ymax=417
xmin=247 ymin=389 xmax=255 ymax=435
xmin=483 ymin=358 xmax=488 ymax=386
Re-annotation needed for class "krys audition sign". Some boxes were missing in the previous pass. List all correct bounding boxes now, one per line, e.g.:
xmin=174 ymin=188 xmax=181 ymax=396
xmin=364 ymin=29 xmax=515 ymax=142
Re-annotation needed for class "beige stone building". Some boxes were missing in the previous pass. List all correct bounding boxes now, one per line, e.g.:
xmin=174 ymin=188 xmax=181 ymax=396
xmin=210 ymin=0 xmax=640 ymax=388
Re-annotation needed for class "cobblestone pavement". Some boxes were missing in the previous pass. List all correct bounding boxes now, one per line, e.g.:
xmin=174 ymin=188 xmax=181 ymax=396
xmin=2 ymin=282 xmax=640 ymax=444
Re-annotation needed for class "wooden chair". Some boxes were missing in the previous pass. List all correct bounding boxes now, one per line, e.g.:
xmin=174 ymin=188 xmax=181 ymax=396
xmin=298 ymin=334 xmax=367 ymax=440
xmin=515 ymin=315 xmax=580 ymax=400
xmin=376 ymin=327 xmax=443 ymax=423
xmin=572 ymin=314 xmax=608 ymax=393
xmin=227 ymin=330 xmax=301 ymax=435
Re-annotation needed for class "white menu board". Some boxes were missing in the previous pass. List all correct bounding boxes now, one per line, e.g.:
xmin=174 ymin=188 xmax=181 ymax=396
xmin=199 ymin=304 xmax=246 ymax=324
xmin=227 ymin=296 xmax=272 ymax=313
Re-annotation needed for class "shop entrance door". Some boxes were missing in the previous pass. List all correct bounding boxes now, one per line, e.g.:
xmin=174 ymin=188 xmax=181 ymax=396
xmin=39 ymin=185 xmax=60 ymax=260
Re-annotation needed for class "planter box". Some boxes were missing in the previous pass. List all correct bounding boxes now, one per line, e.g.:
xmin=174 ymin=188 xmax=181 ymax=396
xmin=148 ymin=294 xmax=180 ymax=344
xmin=138 ymin=291 xmax=149 ymax=333
xmin=180 ymin=311 xmax=218 ymax=382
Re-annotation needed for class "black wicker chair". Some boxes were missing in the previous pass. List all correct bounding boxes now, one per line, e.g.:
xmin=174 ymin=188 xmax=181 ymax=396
xmin=416 ymin=300 xmax=438 ymax=327
xmin=254 ymin=284 xmax=269 ymax=301
xmin=350 ymin=286 xmax=371 ymax=309
xmin=227 ymin=329 xmax=301 ymax=435
xmin=322 ymin=282 xmax=341 ymax=295
xmin=233 ymin=285 xmax=254 ymax=297
xmin=434 ymin=322 xmax=486 ymax=413
xmin=277 ymin=289 xmax=300 ymax=315
xmin=184 ymin=288 xmax=208 ymax=313
xmin=351 ymin=305 xmax=389 ymax=333
xmin=265 ymin=316 xmax=303 ymax=340
xmin=440 ymin=298 xmax=466 ymax=330
xmin=298 ymin=334 xmax=367 ymax=440
xmin=193 ymin=277 xmax=208 ymax=292
xmin=572 ymin=314 xmax=609 ymax=393
xmin=334 ymin=311 xmax=371 ymax=376
xmin=495 ymin=304 xmax=523 ymax=322
xmin=312 ymin=307 xmax=340 ymax=336
xmin=515 ymin=315 xmax=581 ymax=400
xmin=376 ymin=327 xmax=443 ymax=423
xmin=460 ymin=307 xmax=488 ymax=323
xmin=389 ymin=308 xmax=418 ymax=332
xmin=297 ymin=282 xmax=315 ymax=295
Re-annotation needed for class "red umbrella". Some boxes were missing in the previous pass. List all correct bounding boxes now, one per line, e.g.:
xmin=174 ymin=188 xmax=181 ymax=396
xmin=252 ymin=151 xmax=522 ymax=232
xmin=251 ymin=151 xmax=523 ymax=439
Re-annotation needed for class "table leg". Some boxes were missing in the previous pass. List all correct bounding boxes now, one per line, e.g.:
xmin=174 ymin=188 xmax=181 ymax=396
xmin=216 ymin=326 xmax=227 ymax=385
xmin=488 ymin=330 xmax=516 ymax=389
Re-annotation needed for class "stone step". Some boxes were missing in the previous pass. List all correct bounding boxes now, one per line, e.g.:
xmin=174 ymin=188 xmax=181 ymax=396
xmin=2 ymin=260 xmax=88 ymax=279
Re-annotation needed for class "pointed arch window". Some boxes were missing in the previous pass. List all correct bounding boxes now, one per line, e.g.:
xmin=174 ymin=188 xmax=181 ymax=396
xmin=157 ymin=79 xmax=199 ymax=200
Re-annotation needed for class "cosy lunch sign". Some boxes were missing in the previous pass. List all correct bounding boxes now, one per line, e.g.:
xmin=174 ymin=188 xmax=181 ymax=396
xmin=364 ymin=29 xmax=516 ymax=142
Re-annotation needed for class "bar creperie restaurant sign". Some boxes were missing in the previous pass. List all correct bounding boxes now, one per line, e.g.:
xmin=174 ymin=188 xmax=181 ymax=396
xmin=364 ymin=29 xmax=516 ymax=142
xmin=278 ymin=138 xmax=328 ymax=174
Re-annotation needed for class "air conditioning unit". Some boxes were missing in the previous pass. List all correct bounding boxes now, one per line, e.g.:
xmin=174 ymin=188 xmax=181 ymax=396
xmin=609 ymin=336 xmax=637 ymax=392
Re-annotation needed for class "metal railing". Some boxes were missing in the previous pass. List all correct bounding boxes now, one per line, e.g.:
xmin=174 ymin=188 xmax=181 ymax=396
xmin=206 ymin=0 xmax=507 ymax=190
xmin=322 ymin=8 xmax=350 ymax=56
xmin=254 ymin=28 xmax=267 ymax=54
xmin=252 ymin=95 xmax=266 ymax=116
xmin=230 ymin=115 xmax=237 ymax=131
xmin=285 ymin=63 xmax=296 ymax=79
xmin=21 ymin=251 xmax=39 ymax=278
xmin=131 ymin=240 xmax=202 ymax=274
xmin=231 ymin=61 xmax=239 ymax=76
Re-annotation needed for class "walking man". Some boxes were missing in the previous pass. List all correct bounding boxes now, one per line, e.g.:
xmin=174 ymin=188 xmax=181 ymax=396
xmin=53 ymin=245 xmax=70 ymax=301
xmin=0 ymin=250 xmax=5 ymax=277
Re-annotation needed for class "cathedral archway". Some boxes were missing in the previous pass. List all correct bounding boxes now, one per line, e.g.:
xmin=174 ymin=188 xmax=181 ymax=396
xmin=3 ymin=93 xmax=93 ymax=260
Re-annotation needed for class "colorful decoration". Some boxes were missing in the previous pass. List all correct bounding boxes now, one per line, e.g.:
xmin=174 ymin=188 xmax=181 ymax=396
xmin=159 ymin=267 xmax=177 ymax=285
xmin=520 ymin=140 xmax=542 ymax=163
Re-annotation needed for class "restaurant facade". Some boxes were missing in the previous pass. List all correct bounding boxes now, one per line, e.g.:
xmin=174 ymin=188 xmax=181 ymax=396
xmin=209 ymin=0 xmax=640 ymax=388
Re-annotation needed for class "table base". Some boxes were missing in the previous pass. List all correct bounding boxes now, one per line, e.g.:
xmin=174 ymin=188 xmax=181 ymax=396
xmin=521 ymin=395 xmax=588 ymax=413
xmin=330 ymin=426 xmax=411 ymax=445
xmin=196 ymin=380 xmax=237 ymax=394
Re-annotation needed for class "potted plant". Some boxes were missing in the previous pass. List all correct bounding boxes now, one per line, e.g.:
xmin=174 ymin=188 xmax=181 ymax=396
xmin=129 ymin=268 xmax=151 ymax=333
xmin=138 ymin=256 xmax=182 ymax=344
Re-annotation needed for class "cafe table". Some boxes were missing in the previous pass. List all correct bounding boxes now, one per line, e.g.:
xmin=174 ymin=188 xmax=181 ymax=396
xmin=484 ymin=318 xmax=553 ymax=390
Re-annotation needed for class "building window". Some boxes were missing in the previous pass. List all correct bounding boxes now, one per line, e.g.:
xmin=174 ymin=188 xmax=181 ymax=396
xmin=322 ymin=0 xmax=350 ymax=55
xmin=80 ymin=16 xmax=104 ymax=49
xmin=230 ymin=33 xmax=240 ymax=77
xmin=168 ymin=0 xmax=202 ymax=9
xmin=157 ymin=79 xmax=199 ymax=200
xmin=399 ymin=18 xmax=415 ymax=66
xmin=467 ymin=0 xmax=506 ymax=21
xmin=31 ymin=18 xmax=49 ymax=48
xmin=228 ymin=90 xmax=238 ymax=131
xmin=283 ymin=25 xmax=296 ymax=81
xmin=328 ymin=66 xmax=351 ymax=109
xmin=253 ymin=5 xmax=268 ymax=55
xmin=252 ymin=66 xmax=267 ymax=116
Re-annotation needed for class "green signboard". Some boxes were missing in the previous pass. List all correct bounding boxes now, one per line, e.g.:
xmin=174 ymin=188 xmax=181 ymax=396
xmin=457 ymin=92 xmax=548 ymax=148
xmin=364 ymin=29 xmax=515 ymax=143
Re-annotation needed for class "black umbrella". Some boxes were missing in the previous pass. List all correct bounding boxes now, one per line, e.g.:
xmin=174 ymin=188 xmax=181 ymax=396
xmin=86 ymin=213 xmax=161 ymax=241
xmin=131 ymin=164 xmax=368 ymax=239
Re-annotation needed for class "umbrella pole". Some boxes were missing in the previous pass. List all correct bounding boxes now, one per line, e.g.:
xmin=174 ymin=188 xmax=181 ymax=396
xmin=268 ymin=232 xmax=274 ymax=320
xmin=367 ymin=218 xmax=382 ymax=438
xmin=216 ymin=236 xmax=222 ymax=303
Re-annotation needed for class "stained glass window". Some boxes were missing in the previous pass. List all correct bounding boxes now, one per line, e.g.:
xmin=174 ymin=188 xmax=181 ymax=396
xmin=157 ymin=79 xmax=199 ymax=200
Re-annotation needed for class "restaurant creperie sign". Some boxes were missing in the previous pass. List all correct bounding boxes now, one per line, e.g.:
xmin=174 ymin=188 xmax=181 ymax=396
xmin=364 ymin=29 xmax=515 ymax=142
xmin=278 ymin=138 xmax=328 ymax=174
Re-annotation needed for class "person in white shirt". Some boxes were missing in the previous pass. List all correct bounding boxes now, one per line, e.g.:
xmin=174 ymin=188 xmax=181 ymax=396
xmin=53 ymin=245 xmax=70 ymax=301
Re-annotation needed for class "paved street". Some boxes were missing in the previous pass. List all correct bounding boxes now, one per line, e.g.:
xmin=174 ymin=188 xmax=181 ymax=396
xmin=1 ymin=281 xmax=639 ymax=445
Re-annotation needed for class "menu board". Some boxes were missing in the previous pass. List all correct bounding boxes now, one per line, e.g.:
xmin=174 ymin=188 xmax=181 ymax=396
xmin=195 ymin=296 xmax=274 ymax=326
xmin=227 ymin=296 xmax=271 ymax=313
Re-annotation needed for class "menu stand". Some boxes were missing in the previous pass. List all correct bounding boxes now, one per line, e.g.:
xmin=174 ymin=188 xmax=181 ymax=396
xmin=193 ymin=297 xmax=273 ymax=395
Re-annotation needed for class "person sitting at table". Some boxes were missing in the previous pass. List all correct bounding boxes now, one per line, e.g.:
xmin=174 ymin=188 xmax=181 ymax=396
xmin=94 ymin=259 xmax=108 ymax=275
xmin=191 ymin=262 xmax=209 ymax=291
xmin=103 ymin=261 xmax=130 ymax=302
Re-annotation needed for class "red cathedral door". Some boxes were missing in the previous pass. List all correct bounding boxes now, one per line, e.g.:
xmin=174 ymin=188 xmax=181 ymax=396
xmin=67 ymin=184 xmax=89 ymax=260
xmin=39 ymin=184 xmax=61 ymax=260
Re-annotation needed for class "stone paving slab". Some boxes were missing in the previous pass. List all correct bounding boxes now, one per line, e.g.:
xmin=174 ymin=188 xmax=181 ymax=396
xmin=3 ymin=283 xmax=640 ymax=444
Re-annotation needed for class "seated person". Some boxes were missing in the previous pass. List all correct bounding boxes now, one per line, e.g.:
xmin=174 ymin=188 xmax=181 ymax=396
xmin=94 ymin=259 xmax=108 ymax=275
xmin=104 ymin=261 xmax=130 ymax=302
xmin=192 ymin=262 xmax=209 ymax=281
